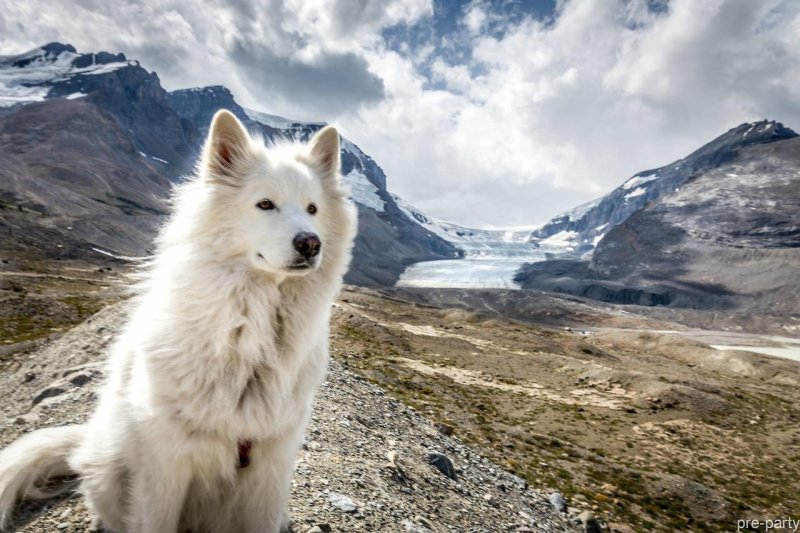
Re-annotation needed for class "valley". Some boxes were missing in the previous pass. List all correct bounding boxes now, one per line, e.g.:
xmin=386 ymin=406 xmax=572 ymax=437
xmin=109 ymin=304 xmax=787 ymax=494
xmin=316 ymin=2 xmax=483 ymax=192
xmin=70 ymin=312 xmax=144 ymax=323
xmin=2 ymin=263 xmax=800 ymax=532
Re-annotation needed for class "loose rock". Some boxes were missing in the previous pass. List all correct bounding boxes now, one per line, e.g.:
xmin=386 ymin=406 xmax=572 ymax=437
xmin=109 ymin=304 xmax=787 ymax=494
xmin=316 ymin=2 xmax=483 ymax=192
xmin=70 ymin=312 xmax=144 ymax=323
xmin=402 ymin=519 xmax=431 ymax=532
xmin=578 ymin=510 xmax=602 ymax=533
xmin=550 ymin=492 xmax=568 ymax=513
xmin=426 ymin=451 xmax=457 ymax=480
xmin=327 ymin=492 xmax=357 ymax=513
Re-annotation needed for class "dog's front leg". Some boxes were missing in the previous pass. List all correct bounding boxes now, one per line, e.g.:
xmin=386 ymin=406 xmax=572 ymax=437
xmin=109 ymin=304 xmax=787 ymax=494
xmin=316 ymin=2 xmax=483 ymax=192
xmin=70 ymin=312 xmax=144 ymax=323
xmin=126 ymin=447 xmax=192 ymax=533
xmin=237 ymin=431 xmax=303 ymax=533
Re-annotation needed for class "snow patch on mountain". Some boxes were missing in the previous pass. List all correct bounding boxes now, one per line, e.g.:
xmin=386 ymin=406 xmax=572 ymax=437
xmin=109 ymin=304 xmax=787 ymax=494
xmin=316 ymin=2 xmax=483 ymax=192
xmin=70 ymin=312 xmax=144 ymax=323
xmin=624 ymin=187 xmax=647 ymax=201
xmin=340 ymin=138 xmax=363 ymax=158
xmin=622 ymin=173 xmax=658 ymax=190
xmin=0 ymin=45 xmax=133 ymax=107
xmin=342 ymin=169 xmax=384 ymax=211
xmin=564 ymin=198 xmax=601 ymax=222
xmin=76 ymin=61 xmax=130 ymax=76
xmin=0 ymin=84 xmax=48 ymax=107
xmin=540 ymin=230 xmax=579 ymax=250
xmin=244 ymin=107 xmax=323 ymax=130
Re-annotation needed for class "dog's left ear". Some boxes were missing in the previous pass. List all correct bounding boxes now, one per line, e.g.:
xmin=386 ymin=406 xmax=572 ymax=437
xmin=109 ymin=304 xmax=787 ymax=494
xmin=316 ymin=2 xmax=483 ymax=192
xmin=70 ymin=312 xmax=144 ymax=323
xmin=204 ymin=109 xmax=251 ymax=185
xmin=306 ymin=126 xmax=340 ymax=181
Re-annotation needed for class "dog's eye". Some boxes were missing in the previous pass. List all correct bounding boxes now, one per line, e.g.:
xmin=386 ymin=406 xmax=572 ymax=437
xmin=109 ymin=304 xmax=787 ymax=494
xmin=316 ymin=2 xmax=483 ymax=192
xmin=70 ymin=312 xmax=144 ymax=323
xmin=307 ymin=203 xmax=317 ymax=215
xmin=256 ymin=199 xmax=275 ymax=210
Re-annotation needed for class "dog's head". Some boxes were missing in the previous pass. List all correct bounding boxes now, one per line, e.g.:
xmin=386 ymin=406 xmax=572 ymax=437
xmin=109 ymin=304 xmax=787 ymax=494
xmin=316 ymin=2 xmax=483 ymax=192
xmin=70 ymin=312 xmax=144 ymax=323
xmin=198 ymin=109 xmax=348 ymax=277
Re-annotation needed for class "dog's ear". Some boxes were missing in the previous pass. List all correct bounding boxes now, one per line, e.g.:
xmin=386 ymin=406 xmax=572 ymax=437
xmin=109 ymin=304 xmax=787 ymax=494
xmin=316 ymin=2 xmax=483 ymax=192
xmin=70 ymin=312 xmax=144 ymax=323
xmin=204 ymin=109 xmax=250 ymax=185
xmin=306 ymin=126 xmax=340 ymax=181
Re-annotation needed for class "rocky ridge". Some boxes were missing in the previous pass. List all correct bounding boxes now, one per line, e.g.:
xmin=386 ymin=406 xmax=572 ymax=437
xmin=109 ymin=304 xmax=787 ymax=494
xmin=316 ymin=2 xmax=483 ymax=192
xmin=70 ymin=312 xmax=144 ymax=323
xmin=516 ymin=135 xmax=800 ymax=315
xmin=529 ymin=120 xmax=798 ymax=257
xmin=0 ymin=42 xmax=459 ymax=285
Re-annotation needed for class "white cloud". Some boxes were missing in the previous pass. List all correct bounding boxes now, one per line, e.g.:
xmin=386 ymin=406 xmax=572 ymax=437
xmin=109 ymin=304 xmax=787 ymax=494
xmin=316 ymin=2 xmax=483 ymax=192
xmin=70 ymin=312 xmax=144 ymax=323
xmin=463 ymin=2 xmax=487 ymax=34
xmin=338 ymin=0 xmax=800 ymax=226
xmin=1 ymin=0 xmax=799 ymax=227
xmin=0 ymin=0 xmax=430 ymax=116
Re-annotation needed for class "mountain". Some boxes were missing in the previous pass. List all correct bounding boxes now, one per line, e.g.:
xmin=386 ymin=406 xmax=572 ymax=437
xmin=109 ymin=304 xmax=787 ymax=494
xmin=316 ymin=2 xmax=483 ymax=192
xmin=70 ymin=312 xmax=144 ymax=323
xmin=529 ymin=120 xmax=798 ymax=257
xmin=390 ymin=120 xmax=799 ymax=291
xmin=166 ymin=86 xmax=462 ymax=286
xmin=0 ymin=43 xmax=459 ymax=285
xmin=516 ymin=132 xmax=800 ymax=313
xmin=0 ymin=43 xmax=197 ymax=260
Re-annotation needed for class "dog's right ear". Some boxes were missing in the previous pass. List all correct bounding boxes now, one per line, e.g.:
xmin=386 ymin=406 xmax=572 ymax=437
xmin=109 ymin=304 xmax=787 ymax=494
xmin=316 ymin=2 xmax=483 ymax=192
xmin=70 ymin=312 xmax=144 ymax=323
xmin=306 ymin=126 xmax=340 ymax=182
xmin=203 ymin=109 xmax=250 ymax=185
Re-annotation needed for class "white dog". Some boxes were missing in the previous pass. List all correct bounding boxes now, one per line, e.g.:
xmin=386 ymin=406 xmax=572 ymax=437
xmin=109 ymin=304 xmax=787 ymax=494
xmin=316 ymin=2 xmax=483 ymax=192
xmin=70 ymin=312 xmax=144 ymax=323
xmin=0 ymin=110 xmax=357 ymax=532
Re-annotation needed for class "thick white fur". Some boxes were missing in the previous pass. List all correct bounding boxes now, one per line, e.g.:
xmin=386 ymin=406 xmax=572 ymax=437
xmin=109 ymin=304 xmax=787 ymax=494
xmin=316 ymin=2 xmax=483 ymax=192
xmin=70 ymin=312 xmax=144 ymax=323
xmin=0 ymin=110 xmax=357 ymax=532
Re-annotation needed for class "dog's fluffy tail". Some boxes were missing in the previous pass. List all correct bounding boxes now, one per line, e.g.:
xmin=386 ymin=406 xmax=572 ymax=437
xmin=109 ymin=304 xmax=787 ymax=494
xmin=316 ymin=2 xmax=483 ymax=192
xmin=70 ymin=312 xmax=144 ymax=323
xmin=0 ymin=424 xmax=84 ymax=529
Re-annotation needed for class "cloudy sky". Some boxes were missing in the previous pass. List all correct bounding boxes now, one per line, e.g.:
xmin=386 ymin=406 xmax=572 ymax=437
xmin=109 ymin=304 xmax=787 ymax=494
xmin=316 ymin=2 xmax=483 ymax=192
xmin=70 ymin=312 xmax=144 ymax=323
xmin=2 ymin=0 xmax=799 ymax=227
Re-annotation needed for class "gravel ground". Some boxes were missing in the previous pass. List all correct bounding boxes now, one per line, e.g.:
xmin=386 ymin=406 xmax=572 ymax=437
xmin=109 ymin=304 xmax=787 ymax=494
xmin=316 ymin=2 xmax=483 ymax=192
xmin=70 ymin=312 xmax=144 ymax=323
xmin=0 ymin=303 xmax=580 ymax=532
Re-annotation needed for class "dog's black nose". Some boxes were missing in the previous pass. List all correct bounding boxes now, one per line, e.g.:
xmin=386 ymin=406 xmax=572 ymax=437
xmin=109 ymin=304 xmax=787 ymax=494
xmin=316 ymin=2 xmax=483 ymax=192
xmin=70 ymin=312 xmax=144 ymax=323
xmin=293 ymin=232 xmax=321 ymax=259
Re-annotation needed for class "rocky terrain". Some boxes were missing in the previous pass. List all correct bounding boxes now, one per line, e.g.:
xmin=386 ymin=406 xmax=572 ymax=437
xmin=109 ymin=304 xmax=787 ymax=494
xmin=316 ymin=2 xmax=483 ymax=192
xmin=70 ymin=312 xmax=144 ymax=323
xmin=332 ymin=288 xmax=800 ymax=532
xmin=2 ymin=263 xmax=800 ymax=532
xmin=0 ymin=297 xmax=579 ymax=533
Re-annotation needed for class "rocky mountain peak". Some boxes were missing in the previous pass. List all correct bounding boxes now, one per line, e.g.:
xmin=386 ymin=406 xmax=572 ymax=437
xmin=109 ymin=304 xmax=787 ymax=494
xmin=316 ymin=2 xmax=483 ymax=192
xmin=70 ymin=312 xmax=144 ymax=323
xmin=0 ymin=42 xmax=150 ymax=111
xmin=662 ymin=119 xmax=797 ymax=175
xmin=528 ymin=118 xmax=798 ymax=258
xmin=5 ymin=42 xmax=77 ymax=68
xmin=40 ymin=42 xmax=77 ymax=54
xmin=72 ymin=50 xmax=129 ymax=68
xmin=167 ymin=85 xmax=251 ymax=128
xmin=730 ymin=119 xmax=794 ymax=140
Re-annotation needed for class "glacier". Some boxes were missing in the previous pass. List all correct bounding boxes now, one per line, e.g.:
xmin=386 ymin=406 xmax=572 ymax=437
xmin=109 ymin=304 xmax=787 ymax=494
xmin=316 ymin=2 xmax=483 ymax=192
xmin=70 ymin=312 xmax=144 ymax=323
xmin=393 ymin=196 xmax=567 ymax=289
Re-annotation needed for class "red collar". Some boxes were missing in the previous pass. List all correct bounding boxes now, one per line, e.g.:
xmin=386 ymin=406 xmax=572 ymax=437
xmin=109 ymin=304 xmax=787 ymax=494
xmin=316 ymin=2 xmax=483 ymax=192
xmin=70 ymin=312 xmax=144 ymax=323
xmin=237 ymin=440 xmax=253 ymax=468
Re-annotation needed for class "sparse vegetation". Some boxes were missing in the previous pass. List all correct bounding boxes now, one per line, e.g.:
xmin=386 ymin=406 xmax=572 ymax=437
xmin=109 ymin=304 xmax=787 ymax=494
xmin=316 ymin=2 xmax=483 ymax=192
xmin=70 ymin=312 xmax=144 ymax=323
xmin=331 ymin=288 xmax=800 ymax=532
xmin=3 ymin=268 xmax=799 ymax=531
xmin=0 ymin=260 xmax=123 ymax=357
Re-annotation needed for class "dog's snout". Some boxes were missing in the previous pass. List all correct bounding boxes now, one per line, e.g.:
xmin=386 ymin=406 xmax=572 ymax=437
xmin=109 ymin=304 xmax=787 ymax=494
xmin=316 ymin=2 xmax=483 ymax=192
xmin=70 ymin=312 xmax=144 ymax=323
xmin=293 ymin=232 xmax=321 ymax=259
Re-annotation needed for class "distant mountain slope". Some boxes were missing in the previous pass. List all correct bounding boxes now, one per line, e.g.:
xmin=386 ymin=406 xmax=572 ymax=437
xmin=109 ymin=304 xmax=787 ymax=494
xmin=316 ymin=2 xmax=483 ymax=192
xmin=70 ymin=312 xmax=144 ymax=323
xmin=516 ymin=135 xmax=800 ymax=313
xmin=0 ymin=43 xmax=197 ymax=259
xmin=530 ymin=120 xmax=798 ymax=257
xmin=0 ymin=98 xmax=173 ymax=259
xmin=387 ymin=120 xmax=800 ymax=291
xmin=0 ymin=43 xmax=459 ymax=284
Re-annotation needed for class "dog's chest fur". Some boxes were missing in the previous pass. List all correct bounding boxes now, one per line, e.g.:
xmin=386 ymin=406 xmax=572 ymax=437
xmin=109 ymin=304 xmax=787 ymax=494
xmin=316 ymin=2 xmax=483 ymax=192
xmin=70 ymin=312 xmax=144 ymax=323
xmin=144 ymin=273 xmax=327 ymax=442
